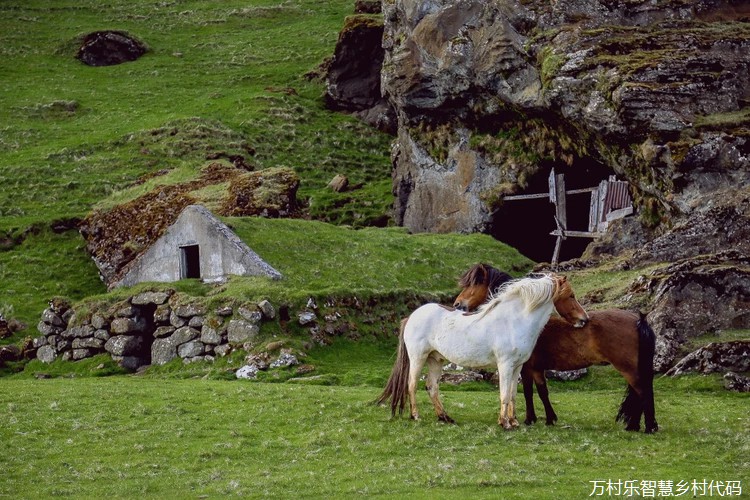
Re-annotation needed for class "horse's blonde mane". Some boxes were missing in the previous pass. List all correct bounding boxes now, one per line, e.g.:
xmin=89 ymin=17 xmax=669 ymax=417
xmin=476 ymin=274 xmax=556 ymax=319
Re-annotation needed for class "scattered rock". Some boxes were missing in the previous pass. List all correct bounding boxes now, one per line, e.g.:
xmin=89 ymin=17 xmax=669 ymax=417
xmin=236 ymin=364 xmax=259 ymax=379
xmin=298 ymin=311 xmax=317 ymax=326
xmin=723 ymin=372 xmax=750 ymax=393
xmin=546 ymin=369 xmax=588 ymax=381
xmin=270 ymin=352 xmax=299 ymax=368
xmin=327 ymin=174 xmax=349 ymax=192
xmin=258 ymin=300 xmax=275 ymax=320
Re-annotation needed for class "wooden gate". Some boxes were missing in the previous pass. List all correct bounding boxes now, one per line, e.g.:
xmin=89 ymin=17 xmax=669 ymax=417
xmin=503 ymin=169 xmax=633 ymax=266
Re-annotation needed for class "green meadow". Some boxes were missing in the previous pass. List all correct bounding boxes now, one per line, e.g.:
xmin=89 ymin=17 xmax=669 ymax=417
xmin=1 ymin=362 xmax=748 ymax=499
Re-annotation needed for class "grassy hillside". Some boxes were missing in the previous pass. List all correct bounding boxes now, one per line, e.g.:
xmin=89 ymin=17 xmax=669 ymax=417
xmin=0 ymin=0 xmax=400 ymax=334
xmin=0 ymin=0 xmax=391 ymax=229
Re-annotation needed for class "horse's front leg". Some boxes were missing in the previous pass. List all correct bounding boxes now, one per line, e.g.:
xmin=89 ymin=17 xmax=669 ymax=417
xmin=496 ymin=364 xmax=516 ymax=430
xmin=532 ymin=369 xmax=557 ymax=425
xmin=426 ymin=355 xmax=455 ymax=424
xmin=506 ymin=364 xmax=523 ymax=428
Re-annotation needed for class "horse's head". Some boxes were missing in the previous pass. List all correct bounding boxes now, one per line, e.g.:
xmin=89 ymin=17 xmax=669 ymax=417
xmin=454 ymin=283 xmax=489 ymax=311
xmin=453 ymin=263 xmax=512 ymax=311
xmin=551 ymin=274 xmax=589 ymax=328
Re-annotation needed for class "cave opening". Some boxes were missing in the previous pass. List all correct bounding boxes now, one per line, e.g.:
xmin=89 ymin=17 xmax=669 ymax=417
xmin=488 ymin=158 xmax=615 ymax=264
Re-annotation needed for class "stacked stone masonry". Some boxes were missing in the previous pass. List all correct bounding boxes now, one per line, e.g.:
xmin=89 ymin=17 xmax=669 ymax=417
xmin=34 ymin=291 xmax=275 ymax=370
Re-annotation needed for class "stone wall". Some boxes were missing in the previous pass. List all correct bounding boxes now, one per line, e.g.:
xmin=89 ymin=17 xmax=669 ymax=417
xmin=34 ymin=291 xmax=275 ymax=370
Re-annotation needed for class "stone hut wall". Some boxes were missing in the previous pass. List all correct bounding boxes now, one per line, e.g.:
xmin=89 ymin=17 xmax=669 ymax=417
xmin=34 ymin=291 xmax=275 ymax=370
xmin=113 ymin=205 xmax=282 ymax=289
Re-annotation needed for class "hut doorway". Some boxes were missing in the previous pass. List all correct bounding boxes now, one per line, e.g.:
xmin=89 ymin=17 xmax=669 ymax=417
xmin=180 ymin=244 xmax=201 ymax=279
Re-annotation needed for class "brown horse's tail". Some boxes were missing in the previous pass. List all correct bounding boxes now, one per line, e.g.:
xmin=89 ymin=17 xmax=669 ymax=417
xmin=617 ymin=313 xmax=658 ymax=433
xmin=374 ymin=317 xmax=410 ymax=417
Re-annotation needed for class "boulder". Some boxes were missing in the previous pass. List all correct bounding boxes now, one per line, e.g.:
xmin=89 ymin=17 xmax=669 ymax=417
xmin=76 ymin=31 xmax=147 ymax=67
xmin=72 ymin=337 xmax=105 ymax=350
xmin=174 ymin=303 xmax=206 ymax=318
xmin=298 ymin=311 xmax=317 ymax=326
xmin=171 ymin=326 xmax=200 ymax=345
xmin=327 ymin=174 xmax=349 ymax=193
xmin=151 ymin=338 xmax=177 ymax=366
xmin=200 ymin=326 xmax=222 ymax=345
xmin=154 ymin=326 xmax=176 ymax=338
xmin=91 ymin=314 xmax=109 ymax=330
xmin=666 ymin=341 xmax=750 ymax=376
xmin=236 ymin=364 xmax=259 ymax=379
xmin=219 ymin=167 xmax=300 ymax=218
xmin=41 ymin=308 xmax=64 ymax=327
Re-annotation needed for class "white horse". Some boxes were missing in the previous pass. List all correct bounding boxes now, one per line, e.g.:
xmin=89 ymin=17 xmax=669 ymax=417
xmin=377 ymin=274 xmax=588 ymax=429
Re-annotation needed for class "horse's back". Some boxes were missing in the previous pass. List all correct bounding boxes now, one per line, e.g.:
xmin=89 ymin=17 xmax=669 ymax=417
xmin=532 ymin=309 xmax=641 ymax=370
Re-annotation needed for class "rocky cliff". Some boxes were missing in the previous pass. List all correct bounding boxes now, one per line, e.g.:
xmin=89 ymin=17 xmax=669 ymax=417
xmin=319 ymin=0 xmax=750 ymax=372
xmin=380 ymin=0 xmax=749 ymax=262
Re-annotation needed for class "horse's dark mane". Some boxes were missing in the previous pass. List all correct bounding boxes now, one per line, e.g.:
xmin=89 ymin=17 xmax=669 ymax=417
xmin=457 ymin=263 xmax=512 ymax=294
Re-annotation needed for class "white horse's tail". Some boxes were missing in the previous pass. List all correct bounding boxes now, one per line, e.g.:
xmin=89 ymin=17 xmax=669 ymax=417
xmin=374 ymin=317 xmax=410 ymax=416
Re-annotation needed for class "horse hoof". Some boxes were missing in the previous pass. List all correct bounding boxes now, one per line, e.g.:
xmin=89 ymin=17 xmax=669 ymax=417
xmin=438 ymin=414 xmax=456 ymax=424
xmin=524 ymin=418 xmax=535 ymax=426
xmin=509 ymin=418 xmax=520 ymax=428
xmin=500 ymin=419 xmax=514 ymax=430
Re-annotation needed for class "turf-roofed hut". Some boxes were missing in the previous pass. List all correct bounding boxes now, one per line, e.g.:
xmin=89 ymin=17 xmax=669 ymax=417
xmin=110 ymin=204 xmax=282 ymax=289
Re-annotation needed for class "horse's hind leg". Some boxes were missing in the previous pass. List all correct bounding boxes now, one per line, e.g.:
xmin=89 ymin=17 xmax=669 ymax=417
xmin=407 ymin=354 xmax=427 ymax=421
xmin=426 ymin=355 xmax=454 ymax=424
xmin=521 ymin=366 xmax=538 ymax=425
xmin=641 ymin=379 xmax=658 ymax=433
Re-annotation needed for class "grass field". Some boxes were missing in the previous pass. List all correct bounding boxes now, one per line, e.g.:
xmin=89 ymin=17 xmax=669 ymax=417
xmin=1 ymin=354 xmax=748 ymax=499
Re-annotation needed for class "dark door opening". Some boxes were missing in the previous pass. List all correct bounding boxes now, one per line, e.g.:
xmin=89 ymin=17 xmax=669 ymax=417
xmin=180 ymin=244 xmax=201 ymax=279
xmin=489 ymin=159 xmax=614 ymax=263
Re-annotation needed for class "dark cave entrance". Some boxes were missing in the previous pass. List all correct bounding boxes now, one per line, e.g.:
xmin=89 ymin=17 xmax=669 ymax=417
xmin=488 ymin=158 xmax=615 ymax=264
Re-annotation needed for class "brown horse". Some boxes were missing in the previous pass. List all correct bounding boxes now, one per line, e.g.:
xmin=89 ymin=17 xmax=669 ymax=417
xmin=454 ymin=264 xmax=658 ymax=433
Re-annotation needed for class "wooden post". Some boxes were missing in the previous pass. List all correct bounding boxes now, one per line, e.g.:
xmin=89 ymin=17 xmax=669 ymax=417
xmin=551 ymin=173 xmax=567 ymax=267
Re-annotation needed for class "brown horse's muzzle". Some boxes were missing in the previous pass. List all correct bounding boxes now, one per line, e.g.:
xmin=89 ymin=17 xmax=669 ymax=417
xmin=573 ymin=316 xmax=589 ymax=328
